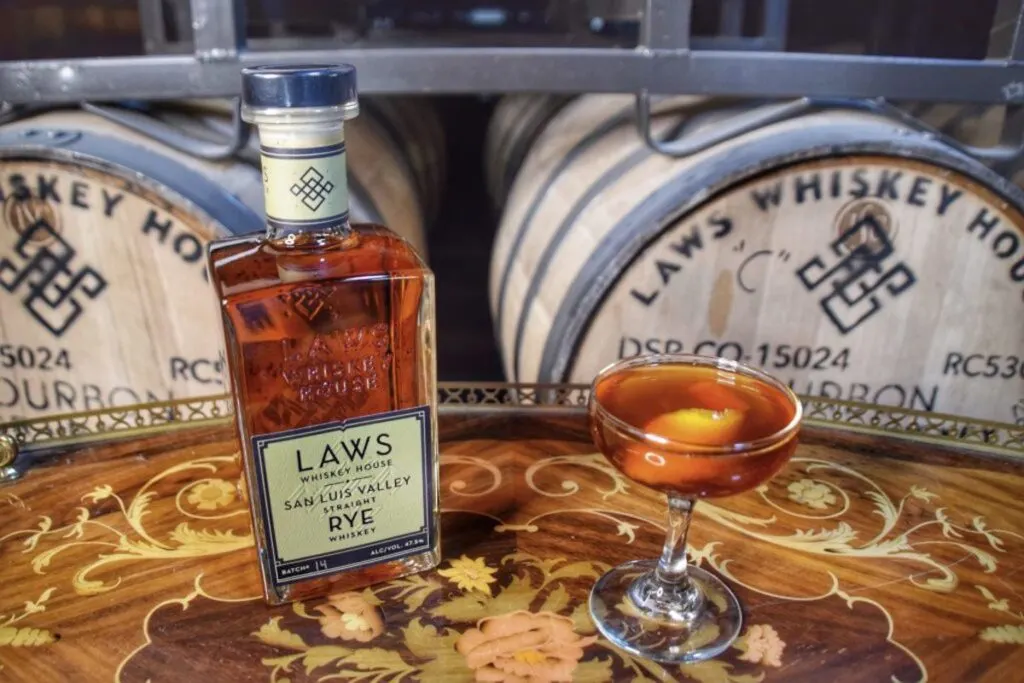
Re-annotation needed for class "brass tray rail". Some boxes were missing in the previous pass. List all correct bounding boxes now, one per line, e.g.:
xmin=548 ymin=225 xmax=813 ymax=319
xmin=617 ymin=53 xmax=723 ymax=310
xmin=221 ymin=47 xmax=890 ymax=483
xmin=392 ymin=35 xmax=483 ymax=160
xmin=0 ymin=385 xmax=1020 ymax=477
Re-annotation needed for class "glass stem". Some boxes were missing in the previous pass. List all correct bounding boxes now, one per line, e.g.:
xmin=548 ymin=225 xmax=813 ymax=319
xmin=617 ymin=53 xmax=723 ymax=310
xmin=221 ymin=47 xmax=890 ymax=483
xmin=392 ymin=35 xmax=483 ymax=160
xmin=657 ymin=494 xmax=695 ymax=584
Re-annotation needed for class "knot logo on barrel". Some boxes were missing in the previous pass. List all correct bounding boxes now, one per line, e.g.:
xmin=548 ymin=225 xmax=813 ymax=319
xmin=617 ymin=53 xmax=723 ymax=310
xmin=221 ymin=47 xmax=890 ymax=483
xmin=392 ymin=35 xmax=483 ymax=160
xmin=0 ymin=217 xmax=107 ymax=337
xmin=795 ymin=211 xmax=916 ymax=335
xmin=291 ymin=168 xmax=335 ymax=212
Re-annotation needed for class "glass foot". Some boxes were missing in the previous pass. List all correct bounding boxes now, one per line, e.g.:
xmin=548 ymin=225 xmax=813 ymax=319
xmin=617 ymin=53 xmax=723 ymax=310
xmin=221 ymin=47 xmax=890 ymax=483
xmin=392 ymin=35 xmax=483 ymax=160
xmin=589 ymin=559 xmax=742 ymax=664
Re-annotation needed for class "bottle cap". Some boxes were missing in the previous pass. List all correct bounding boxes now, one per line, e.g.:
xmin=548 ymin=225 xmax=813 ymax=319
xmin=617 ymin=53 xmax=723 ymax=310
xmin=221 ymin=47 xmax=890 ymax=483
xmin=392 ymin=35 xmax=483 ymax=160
xmin=241 ymin=64 xmax=359 ymax=118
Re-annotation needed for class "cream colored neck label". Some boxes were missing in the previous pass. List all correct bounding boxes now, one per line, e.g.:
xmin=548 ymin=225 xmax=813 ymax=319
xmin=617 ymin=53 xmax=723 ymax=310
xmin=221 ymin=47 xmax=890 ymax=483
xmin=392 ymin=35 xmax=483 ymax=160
xmin=251 ymin=405 xmax=435 ymax=588
xmin=260 ymin=133 xmax=349 ymax=231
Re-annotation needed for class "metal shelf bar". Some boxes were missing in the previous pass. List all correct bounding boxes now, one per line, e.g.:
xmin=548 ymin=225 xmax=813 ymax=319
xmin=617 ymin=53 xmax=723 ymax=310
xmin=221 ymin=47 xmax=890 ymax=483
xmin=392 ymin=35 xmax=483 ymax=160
xmin=643 ymin=0 xmax=691 ymax=51
xmin=2 ymin=0 xmax=1024 ymax=106
xmin=1011 ymin=2 xmax=1024 ymax=61
xmin=680 ymin=50 xmax=1024 ymax=103
xmin=3 ymin=48 xmax=1024 ymax=104
xmin=762 ymin=0 xmax=789 ymax=51
xmin=190 ymin=0 xmax=247 ymax=60
xmin=138 ymin=0 xmax=169 ymax=55
xmin=719 ymin=0 xmax=744 ymax=37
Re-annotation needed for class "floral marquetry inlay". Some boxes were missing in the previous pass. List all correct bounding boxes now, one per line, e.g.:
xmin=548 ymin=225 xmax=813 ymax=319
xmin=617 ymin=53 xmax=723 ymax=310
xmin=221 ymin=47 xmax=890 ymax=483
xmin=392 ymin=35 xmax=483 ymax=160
xmin=0 ymin=588 xmax=58 ymax=649
xmin=313 ymin=591 xmax=385 ymax=643
xmin=736 ymin=625 xmax=785 ymax=667
xmin=232 ymin=551 xmax=802 ymax=683
xmin=0 ymin=407 xmax=1023 ymax=681
xmin=185 ymin=479 xmax=237 ymax=511
xmin=439 ymin=555 xmax=500 ymax=595
xmin=0 ymin=455 xmax=251 ymax=596
xmin=785 ymin=479 xmax=837 ymax=510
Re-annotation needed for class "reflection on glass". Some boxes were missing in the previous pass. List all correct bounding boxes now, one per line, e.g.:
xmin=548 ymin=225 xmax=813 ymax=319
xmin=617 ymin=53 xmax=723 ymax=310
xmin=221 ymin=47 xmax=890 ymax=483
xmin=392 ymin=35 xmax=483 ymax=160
xmin=588 ymin=353 xmax=802 ymax=663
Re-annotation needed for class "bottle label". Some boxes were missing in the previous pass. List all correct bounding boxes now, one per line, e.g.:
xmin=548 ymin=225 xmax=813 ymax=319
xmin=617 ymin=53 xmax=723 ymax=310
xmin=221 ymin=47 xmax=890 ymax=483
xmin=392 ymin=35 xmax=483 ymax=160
xmin=251 ymin=405 xmax=436 ymax=588
xmin=260 ymin=133 xmax=350 ymax=231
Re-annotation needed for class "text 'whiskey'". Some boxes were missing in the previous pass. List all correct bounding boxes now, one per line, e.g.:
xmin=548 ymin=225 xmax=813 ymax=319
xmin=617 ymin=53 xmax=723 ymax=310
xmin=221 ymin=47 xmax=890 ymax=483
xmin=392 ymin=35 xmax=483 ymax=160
xmin=208 ymin=64 xmax=440 ymax=605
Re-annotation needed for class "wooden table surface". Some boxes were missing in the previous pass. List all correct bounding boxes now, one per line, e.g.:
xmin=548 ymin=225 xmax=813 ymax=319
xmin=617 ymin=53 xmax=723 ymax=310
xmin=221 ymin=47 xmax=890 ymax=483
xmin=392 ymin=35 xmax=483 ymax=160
xmin=1 ymin=394 xmax=1024 ymax=682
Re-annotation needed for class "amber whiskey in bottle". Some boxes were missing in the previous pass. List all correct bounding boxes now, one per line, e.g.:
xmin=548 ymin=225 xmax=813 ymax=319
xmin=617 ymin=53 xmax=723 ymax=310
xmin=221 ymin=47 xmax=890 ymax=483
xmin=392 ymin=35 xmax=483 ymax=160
xmin=208 ymin=65 xmax=440 ymax=605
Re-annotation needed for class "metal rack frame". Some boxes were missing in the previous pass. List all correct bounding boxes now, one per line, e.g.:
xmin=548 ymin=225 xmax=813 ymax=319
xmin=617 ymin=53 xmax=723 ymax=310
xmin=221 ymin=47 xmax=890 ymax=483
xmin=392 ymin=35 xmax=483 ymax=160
xmin=1 ymin=0 xmax=1024 ymax=105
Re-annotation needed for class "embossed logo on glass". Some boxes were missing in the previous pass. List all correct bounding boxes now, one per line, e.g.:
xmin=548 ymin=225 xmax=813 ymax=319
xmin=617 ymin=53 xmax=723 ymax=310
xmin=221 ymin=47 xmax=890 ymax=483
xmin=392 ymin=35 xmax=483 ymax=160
xmin=290 ymin=168 xmax=335 ymax=212
xmin=279 ymin=286 xmax=328 ymax=323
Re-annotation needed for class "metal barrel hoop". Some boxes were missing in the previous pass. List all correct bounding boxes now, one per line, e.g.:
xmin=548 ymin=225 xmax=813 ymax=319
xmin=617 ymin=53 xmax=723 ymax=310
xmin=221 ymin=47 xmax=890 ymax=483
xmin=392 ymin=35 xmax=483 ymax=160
xmin=0 ymin=99 xmax=251 ymax=163
xmin=633 ymin=90 xmax=1024 ymax=170
xmin=79 ymin=99 xmax=251 ymax=161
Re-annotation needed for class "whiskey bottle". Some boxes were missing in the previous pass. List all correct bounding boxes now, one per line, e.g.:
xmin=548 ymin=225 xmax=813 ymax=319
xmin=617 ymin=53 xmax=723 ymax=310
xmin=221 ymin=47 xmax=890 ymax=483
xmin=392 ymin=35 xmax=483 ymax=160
xmin=208 ymin=64 xmax=440 ymax=605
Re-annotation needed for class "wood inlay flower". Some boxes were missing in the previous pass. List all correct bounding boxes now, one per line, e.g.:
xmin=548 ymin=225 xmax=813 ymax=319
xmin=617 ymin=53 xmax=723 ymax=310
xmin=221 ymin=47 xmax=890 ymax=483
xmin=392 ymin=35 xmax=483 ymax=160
xmin=787 ymin=478 xmax=836 ymax=510
xmin=455 ymin=610 xmax=597 ymax=682
xmin=737 ymin=624 xmax=785 ymax=667
xmin=439 ymin=555 xmax=498 ymax=595
xmin=315 ymin=592 xmax=384 ymax=643
xmin=186 ymin=479 xmax=236 ymax=510
xmin=0 ymin=587 xmax=58 ymax=649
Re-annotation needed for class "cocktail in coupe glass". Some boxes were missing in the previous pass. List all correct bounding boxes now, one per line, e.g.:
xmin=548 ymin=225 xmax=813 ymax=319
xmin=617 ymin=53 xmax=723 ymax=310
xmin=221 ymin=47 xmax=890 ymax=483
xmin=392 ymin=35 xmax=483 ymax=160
xmin=588 ymin=353 xmax=802 ymax=663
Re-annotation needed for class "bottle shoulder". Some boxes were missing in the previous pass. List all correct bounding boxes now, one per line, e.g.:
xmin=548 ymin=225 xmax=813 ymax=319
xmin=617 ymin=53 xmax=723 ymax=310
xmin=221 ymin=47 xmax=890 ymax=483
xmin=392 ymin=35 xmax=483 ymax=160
xmin=208 ymin=222 xmax=430 ymax=298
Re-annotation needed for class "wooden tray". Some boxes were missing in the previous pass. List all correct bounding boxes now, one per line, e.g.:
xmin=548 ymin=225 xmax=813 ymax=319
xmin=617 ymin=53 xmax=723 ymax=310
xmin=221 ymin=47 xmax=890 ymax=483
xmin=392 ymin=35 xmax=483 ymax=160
xmin=1 ymin=386 xmax=1023 ymax=682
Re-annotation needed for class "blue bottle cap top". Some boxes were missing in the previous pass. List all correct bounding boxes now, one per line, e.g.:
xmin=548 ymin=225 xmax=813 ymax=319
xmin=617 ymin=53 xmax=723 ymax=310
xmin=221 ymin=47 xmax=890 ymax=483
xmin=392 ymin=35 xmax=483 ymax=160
xmin=241 ymin=64 xmax=358 ymax=111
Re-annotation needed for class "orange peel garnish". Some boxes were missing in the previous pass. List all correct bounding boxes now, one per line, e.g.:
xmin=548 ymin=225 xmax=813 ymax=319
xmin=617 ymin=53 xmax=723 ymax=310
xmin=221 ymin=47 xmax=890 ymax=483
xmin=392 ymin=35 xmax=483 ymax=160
xmin=645 ymin=407 xmax=745 ymax=447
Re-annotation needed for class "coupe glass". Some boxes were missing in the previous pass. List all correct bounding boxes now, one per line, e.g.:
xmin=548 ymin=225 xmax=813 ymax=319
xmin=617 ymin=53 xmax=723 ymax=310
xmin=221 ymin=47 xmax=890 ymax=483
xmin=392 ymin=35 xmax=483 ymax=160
xmin=587 ymin=354 xmax=803 ymax=663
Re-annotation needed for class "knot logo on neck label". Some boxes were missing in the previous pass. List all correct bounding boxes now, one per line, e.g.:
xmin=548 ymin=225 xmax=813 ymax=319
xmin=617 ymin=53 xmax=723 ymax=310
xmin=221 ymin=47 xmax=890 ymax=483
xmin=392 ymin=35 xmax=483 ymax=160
xmin=290 ymin=167 xmax=335 ymax=212
xmin=261 ymin=140 xmax=350 ymax=230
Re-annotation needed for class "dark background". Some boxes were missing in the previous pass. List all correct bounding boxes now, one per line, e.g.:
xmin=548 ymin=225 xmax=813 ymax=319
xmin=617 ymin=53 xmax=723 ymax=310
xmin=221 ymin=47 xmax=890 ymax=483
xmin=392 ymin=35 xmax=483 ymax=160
xmin=0 ymin=0 xmax=1013 ymax=383
xmin=428 ymin=96 xmax=505 ymax=382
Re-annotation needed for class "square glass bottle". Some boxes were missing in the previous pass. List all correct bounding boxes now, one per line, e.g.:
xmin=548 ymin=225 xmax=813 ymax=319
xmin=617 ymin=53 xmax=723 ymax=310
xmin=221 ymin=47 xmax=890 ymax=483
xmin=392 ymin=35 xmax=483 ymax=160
xmin=208 ymin=64 xmax=440 ymax=605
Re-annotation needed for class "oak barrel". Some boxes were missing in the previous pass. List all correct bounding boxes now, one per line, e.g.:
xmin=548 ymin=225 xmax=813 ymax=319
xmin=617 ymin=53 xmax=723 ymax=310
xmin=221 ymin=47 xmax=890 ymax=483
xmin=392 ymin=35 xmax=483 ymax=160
xmin=0 ymin=103 xmax=437 ymax=422
xmin=485 ymin=94 xmax=573 ymax=210
xmin=491 ymin=94 xmax=1024 ymax=424
xmin=359 ymin=96 xmax=447 ymax=226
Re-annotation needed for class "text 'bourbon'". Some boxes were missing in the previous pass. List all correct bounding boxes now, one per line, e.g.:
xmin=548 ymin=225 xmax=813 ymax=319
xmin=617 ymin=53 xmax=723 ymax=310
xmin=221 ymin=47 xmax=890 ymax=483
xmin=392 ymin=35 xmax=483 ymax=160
xmin=208 ymin=64 xmax=440 ymax=604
